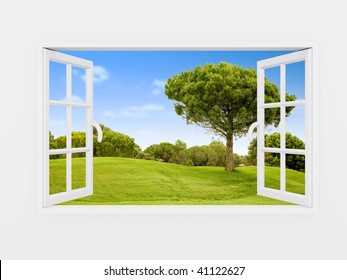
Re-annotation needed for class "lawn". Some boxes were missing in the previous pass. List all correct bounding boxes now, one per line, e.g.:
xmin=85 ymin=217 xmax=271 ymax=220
xmin=49 ymin=157 xmax=305 ymax=205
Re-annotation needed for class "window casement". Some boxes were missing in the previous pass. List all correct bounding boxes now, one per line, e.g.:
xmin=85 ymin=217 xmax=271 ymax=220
xmin=43 ymin=49 xmax=102 ymax=207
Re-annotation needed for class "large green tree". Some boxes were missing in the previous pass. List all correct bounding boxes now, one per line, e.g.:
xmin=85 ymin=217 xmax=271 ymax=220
xmin=164 ymin=62 xmax=295 ymax=171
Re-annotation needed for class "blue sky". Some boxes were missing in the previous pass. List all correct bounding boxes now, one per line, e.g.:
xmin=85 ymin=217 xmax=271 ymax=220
xmin=49 ymin=50 xmax=305 ymax=155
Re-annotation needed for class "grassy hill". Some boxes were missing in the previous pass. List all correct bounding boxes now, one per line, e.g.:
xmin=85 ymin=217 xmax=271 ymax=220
xmin=49 ymin=157 xmax=305 ymax=205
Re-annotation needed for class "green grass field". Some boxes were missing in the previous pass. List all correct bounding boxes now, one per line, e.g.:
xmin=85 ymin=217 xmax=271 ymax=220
xmin=49 ymin=157 xmax=305 ymax=205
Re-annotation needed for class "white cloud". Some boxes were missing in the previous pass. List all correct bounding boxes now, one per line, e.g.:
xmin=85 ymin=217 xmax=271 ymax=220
xmin=151 ymin=88 xmax=162 ymax=95
xmin=100 ymin=105 xmax=164 ymax=119
xmin=60 ymin=95 xmax=84 ymax=103
xmin=151 ymin=79 xmax=166 ymax=95
xmin=71 ymin=95 xmax=84 ymax=103
xmin=153 ymin=79 xmax=166 ymax=89
xmin=93 ymin=65 xmax=110 ymax=83
xmin=81 ymin=65 xmax=110 ymax=83
xmin=120 ymin=104 xmax=165 ymax=118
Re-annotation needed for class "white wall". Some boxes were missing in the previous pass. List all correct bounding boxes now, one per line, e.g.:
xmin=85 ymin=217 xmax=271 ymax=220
xmin=1 ymin=0 xmax=347 ymax=259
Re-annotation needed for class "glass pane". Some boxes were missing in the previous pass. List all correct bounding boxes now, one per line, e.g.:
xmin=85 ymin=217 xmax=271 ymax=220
xmin=286 ymin=61 xmax=305 ymax=101
xmin=49 ymin=61 xmax=66 ymax=101
xmin=72 ymin=152 xmax=86 ymax=190
xmin=49 ymin=106 xmax=66 ymax=149
xmin=71 ymin=107 xmax=87 ymax=148
xmin=264 ymin=152 xmax=280 ymax=190
xmin=264 ymin=108 xmax=281 ymax=148
xmin=285 ymin=105 xmax=305 ymax=149
xmin=285 ymin=154 xmax=305 ymax=194
xmin=72 ymin=66 xmax=86 ymax=103
xmin=49 ymin=155 xmax=66 ymax=194
xmin=264 ymin=66 xmax=280 ymax=103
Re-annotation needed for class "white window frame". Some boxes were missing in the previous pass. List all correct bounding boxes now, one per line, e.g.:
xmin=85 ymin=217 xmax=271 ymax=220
xmin=37 ymin=43 xmax=318 ymax=214
xmin=256 ymin=49 xmax=312 ymax=207
xmin=43 ymin=49 xmax=97 ymax=206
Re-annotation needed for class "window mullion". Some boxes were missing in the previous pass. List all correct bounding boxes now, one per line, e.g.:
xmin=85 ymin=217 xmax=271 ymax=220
xmin=257 ymin=66 xmax=265 ymax=190
xmin=280 ymin=64 xmax=286 ymax=192
xmin=85 ymin=67 xmax=93 ymax=191
xmin=66 ymin=64 xmax=72 ymax=192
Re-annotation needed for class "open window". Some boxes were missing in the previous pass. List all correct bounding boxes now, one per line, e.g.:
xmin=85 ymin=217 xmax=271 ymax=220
xmin=248 ymin=49 xmax=312 ymax=207
xmin=43 ymin=49 xmax=102 ymax=207
xmin=41 ymin=47 xmax=314 ymax=209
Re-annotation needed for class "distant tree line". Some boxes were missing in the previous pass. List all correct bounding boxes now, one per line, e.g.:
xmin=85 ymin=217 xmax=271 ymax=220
xmin=49 ymin=124 xmax=140 ymax=159
xmin=49 ymin=125 xmax=305 ymax=171
xmin=140 ymin=140 xmax=239 ymax=167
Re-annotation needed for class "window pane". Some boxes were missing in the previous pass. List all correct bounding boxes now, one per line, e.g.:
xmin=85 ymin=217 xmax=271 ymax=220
xmin=72 ymin=66 xmax=86 ymax=103
xmin=72 ymin=152 xmax=86 ymax=190
xmin=49 ymin=106 xmax=66 ymax=149
xmin=71 ymin=107 xmax=86 ymax=148
xmin=49 ymin=155 xmax=66 ymax=194
xmin=264 ymin=108 xmax=281 ymax=148
xmin=264 ymin=66 xmax=280 ymax=103
xmin=285 ymin=105 xmax=305 ymax=149
xmin=285 ymin=154 xmax=305 ymax=195
xmin=264 ymin=152 xmax=280 ymax=190
xmin=286 ymin=61 xmax=305 ymax=101
xmin=49 ymin=61 xmax=66 ymax=101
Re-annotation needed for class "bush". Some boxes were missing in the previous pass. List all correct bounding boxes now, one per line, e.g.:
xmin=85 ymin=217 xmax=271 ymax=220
xmin=135 ymin=152 xmax=154 ymax=160
xmin=184 ymin=159 xmax=194 ymax=166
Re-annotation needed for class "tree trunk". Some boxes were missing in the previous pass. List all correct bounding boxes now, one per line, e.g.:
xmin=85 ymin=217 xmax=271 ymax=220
xmin=226 ymin=135 xmax=234 ymax=172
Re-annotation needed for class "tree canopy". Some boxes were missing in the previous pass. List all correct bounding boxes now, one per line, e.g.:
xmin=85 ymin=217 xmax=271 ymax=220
xmin=164 ymin=62 xmax=296 ymax=171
